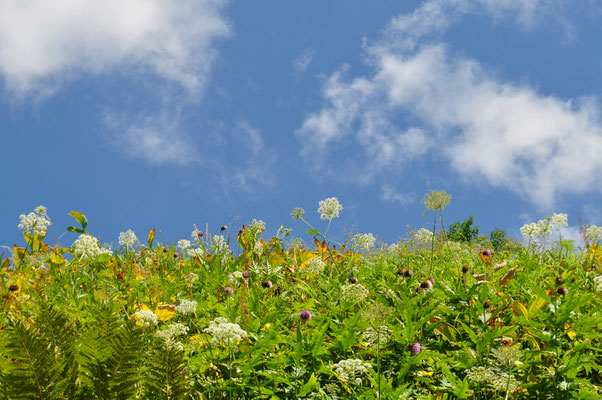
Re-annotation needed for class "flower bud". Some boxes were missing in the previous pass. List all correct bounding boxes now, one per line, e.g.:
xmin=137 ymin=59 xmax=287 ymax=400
xmin=221 ymin=225 xmax=228 ymax=231
xmin=555 ymin=276 xmax=564 ymax=284
xmin=409 ymin=342 xmax=421 ymax=356
xmin=8 ymin=284 xmax=18 ymax=292
xmin=461 ymin=265 xmax=470 ymax=274
xmin=557 ymin=286 xmax=568 ymax=296
xmin=224 ymin=286 xmax=234 ymax=296
xmin=197 ymin=231 xmax=204 ymax=237
xmin=242 ymin=270 xmax=250 ymax=279
xmin=261 ymin=280 xmax=273 ymax=289
xmin=483 ymin=300 xmax=491 ymax=309
xmin=173 ymin=252 xmax=179 ymax=258
xmin=404 ymin=269 xmax=413 ymax=277
xmin=348 ymin=277 xmax=358 ymax=284
xmin=299 ymin=310 xmax=312 ymax=322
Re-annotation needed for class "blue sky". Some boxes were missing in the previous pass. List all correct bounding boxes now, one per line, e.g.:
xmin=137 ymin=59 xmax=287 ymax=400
xmin=2 ymin=0 xmax=602 ymax=249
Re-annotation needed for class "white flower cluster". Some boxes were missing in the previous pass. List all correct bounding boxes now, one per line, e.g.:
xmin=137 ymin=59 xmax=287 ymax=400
xmin=491 ymin=373 xmax=519 ymax=392
xmin=331 ymin=359 xmax=371 ymax=384
xmin=186 ymin=247 xmax=204 ymax=258
xmin=362 ymin=325 xmax=393 ymax=346
xmin=118 ymin=229 xmax=138 ymax=248
xmin=593 ymin=275 xmax=602 ymax=292
xmin=175 ymin=299 xmax=197 ymax=315
xmin=351 ymin=233 xmax=376 ymax=252
xmin=465 ymin=366 xmax=495 ymax=384
xmin=72 ymin=234 xmax=112 ymax=260
xmin=290 ymin=207 xmax=305 ymax=220
xmin=253 ymin=241 xmax=263 ymax=256
xmin=177 ymin=239 xmax=192 ymax=251
xmin=341 ymin=283 xmax=369 ymax=303
xmin=135 ymin=310 xmax=158 ymax=327
xmin=413 ymin=228 xmax=433 ymax=244
xmin=185 ymin=272 xmax=199 ymax=283
xmin=156 ymin=322 xmax=189 ymax=351
xmin=249 ymin=219 xmax=266 ymax=235
xmin=305 ymin=257 xmax=326 ymax=274
xmin=156 ymin=322 xmax=189 ymax=341
xmin=585 ymin=225 xmax=602 ymax=244
xmin=229 ymin=271 xmax=244 ymax=284
xmin=203 ymin=317 xmax=247 ymax=347
xmin=212 ymin=235 xmax=229 ymax=253
xmin=318 ymin=197 xmax=343 ymax=220
xmin=520 ymin=213 xmax=568 ymax=241
xmin=492 ymin=345 xmax=523 ymax=367
xmin=422 ymin=190 xmax=451 ymax=211
xmin=18 ymin=206 xmax=51 ymax=235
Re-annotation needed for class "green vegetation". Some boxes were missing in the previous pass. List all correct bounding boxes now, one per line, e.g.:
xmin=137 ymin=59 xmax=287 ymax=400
xmin=1 ymin=199 xmax=600 ymax=399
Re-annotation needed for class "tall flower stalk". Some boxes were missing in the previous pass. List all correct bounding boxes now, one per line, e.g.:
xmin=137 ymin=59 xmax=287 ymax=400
xmin=421 ymin=190 xmax=451 ymax=276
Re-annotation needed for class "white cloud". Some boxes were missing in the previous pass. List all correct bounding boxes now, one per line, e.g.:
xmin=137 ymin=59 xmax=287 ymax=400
xmin=297 ymin=0 xmax=602 ymax=208
xmin=0 ymin=0 xmax=230 ymax=99
xmin=381 ymin=185 xmax=414 ymax=207
xmin=292 ymin=48 xmax=314 ymax=75
xmin=104 ymin=111 xmax=200 ymax=166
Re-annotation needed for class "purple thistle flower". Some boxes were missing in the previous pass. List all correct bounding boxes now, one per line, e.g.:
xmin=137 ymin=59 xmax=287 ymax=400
xmin=300 ymin=310 xmax=312 ymax=322
xmin=197 ymin=231 xmax=204 ymax=237
xmin=174 ymin=252 xmax=179 ymax=258
xmin=221 ymin=225 xmax=228 ymax=231
xmin=409 ymin=342 xmax=421 ymax=356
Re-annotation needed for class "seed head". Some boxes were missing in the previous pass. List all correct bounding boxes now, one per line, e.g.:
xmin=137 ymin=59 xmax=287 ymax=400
xmin=483 ymin=301 xmax=491 ymax=309
xmin=348 ymin=277 xmax=358 ymax=284
xmin=557 ymin=286 xmax=568 ymax=296
xmin=242 ymin=270 xmax=251 ymax=279
xmin=224 ymin=286 xmax=234 ymax=296
xmin=420 ymin=280 xmax=432 ymax=289
xmin=8 ymin=284 xmax=19 ymax=292
xmin=261 ymin=280 xmax=273 ymax=289
xmin=555 ymin=276 xmax=564 ymax=284
xmin=397 ymin=268 xmax=406 ymax=276
xmin=404 ymin=269 xmax=413 ymax=277
xmin=300 ymin=310 xmax=312 ymax=322
xmin=461 ymin=265 xmax=470 ymax=274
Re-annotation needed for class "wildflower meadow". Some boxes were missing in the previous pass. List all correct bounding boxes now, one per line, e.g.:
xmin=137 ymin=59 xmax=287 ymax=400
xmin=1 ymin=194 xmax=600 ymax=399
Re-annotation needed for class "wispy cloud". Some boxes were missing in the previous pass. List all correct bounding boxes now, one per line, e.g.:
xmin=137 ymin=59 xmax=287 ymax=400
xmin=0 ymin=0 xmax=230 ymax=100
xmin=103 ymin=111 xmax=201 ymax=166
xmin=297 ymin=0 xmax=602 ymax=208
xmin=381 ymin=185 xmax=414 ymax=207
xmin=292 ymin=48 xmax=314 ymax=76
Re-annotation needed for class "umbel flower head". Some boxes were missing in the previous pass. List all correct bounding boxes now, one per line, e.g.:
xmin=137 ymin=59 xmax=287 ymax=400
xmin=203 ymin=317 xmax=247 ymax=347
xmin=72 ymin=234 xmax=112 ymax=260
xmin=421 ymin=190 xmax=451 ymax=212
xmin=318 ymin=197 xmax=343 ymax=220
xmin=18 ymin=205 xmax=52 ymax=236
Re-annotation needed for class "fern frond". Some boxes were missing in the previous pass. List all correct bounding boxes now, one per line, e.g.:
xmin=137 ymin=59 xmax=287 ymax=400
xmin=145 ymin=341 xmax=192 ymax=400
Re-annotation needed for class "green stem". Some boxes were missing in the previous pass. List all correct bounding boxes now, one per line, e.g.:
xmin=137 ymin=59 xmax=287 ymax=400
xmin=429 ymin=212 xmax=437 ymax=276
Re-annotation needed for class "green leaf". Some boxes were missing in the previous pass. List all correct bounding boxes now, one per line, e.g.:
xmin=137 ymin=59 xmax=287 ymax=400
xmin=297 ymin=373 xmax=318 ymax=397
xmin=68 ymin=211 xmax=87 ymax=231
xmin=66 ymin=226 xmax=85 ymax=234
xmin=305 ymin=228 xmax=320 ymax=237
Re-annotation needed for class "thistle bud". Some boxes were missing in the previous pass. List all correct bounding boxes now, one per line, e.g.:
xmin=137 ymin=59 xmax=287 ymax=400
xmin=348 ymin=277 xmax=358 ymax=284
xmin=555 ymin=276 xmax=564 ymax=284
xmin=409 ymin=342 xmax=421 ymax=356
xmin=224 ymin=286 xmax=234 ymax=296
xmin=242 ymin=270 xmax=250 ymax=279
xmin=461 ymin=265 xmax=470 ymax=273
xmin=483 ymin=301 xmax=491 ymax=309
xmin=404 ymin=269 xmax=413 ymax=277
xmin=300 ymin=310 xmax=312 ymax=322
xmin=261 ymin=280 xmax=273 ymax=289
xmin=557 ymin=286 xmax=568 ymax=296
xmin=221 ymin=225 xmax=228 ymax=231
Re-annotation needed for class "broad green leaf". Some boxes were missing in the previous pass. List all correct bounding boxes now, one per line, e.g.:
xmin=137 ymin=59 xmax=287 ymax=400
xmin=298 ymin=374 xmax=318 ymax=397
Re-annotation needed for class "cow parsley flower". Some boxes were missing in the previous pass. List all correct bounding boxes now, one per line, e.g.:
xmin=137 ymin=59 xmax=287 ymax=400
xmin=72 ymin=234 xmax=112 ymax=260
xmin=18 ymin=206 xmax=52 ymax=235
xmin=332 ymin=359 xmax=371 ymax=384
xmin=465 ymin=366 xmax=495 ymax=384
xmin=421 ymin=190 xmax=451 ymax=211
xmin=413 ymin=228 xmax=433 ymax=244
xmin=156 ymin=322 xmax=189 ymax=351
xmin=186 ymin=247 xmax=204 ymax=258
xmin=492 ymin=345 xmax=523 ymax=367
xmin=341 ymin=283 xmax=369 ymax=303
xmin=135 ymin=310 xmax=158 ymax=327
xmin=118 ymin=229 xmax=138 ymax=248
xmin=290 ymin=207 xmax=305 ymax=220
xmin=203 ymin=317 xmax=247 ymax=347
xmin=362 ymin=325 xmax=393 ymax=346
xmin=250 ymin=219 xmax=266 ymax=235
xmin=305 ymin=257 xmax=326 ymax=274
xmin=318 ymin=197 xmax=343 ymax=220
xmin=175 ymin=299 xmax=197 ymax=315
xmin=177 ymin=240 xmax=192 ymax=251
xmin=585 ymin=225 xmax=602 ymax=244
xmin=185 ymin=272 xmax=199 ymax=283
xmin=491 ymin=373 xmax=519 ymax=392
xmin=351 ymin=233 xmax=376 ymax=252
xmin=212 ymin=235 xmax=228 ymax=252
xmin=253 ymin=241 xmax=263 ymax=256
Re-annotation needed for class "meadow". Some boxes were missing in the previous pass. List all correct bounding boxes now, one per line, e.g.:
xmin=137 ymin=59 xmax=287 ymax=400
xmin=1 ymin=194 xmax=600 ymax=399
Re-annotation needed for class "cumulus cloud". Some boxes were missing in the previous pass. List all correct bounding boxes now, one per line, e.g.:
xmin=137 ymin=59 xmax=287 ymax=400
xmin=297 ymin=0 xmax=602 ymax=208
xmin=0 ymin=0 xmax=230 ymax=99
